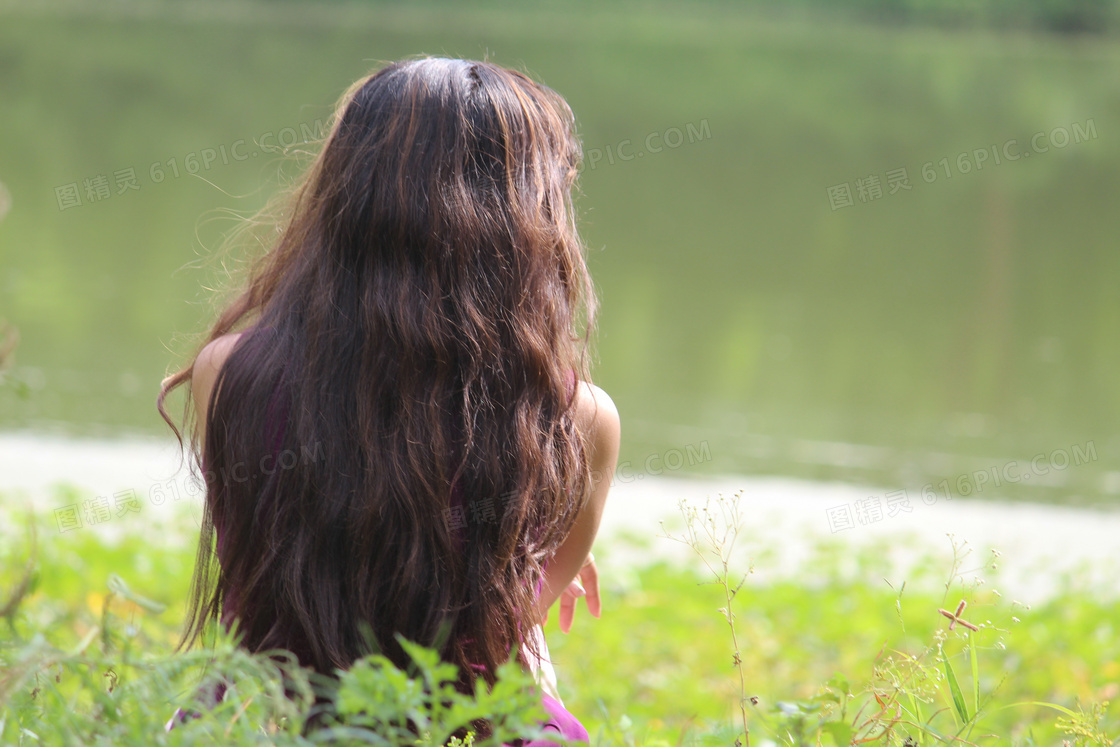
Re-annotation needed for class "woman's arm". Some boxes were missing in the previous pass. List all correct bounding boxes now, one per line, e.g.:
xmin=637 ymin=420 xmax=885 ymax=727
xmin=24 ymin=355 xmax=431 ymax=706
xmin=535 ymin=382 xmax=621 ymax=628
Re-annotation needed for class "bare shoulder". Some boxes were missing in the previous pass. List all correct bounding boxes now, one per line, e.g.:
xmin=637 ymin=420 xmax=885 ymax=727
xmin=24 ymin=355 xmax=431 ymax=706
xmin=191 ymin=332 xmax=243 ymax=421
xmin=573 ymin=381 xmax=621 ymax=465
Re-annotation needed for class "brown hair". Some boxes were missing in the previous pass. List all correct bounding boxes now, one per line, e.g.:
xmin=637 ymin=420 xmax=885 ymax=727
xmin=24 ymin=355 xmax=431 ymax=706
xmin=158 ymin=56 xmax=596 ymax=692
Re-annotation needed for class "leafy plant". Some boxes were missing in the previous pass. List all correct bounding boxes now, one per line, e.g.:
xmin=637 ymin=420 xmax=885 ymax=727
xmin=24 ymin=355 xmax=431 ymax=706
xmin=0 ymin=529 xmax=562 ymax=747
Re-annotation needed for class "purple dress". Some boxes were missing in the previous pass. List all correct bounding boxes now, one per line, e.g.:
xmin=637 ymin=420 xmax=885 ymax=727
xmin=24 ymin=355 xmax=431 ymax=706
xmin=168 ymin=374 xmax=589 ymax=746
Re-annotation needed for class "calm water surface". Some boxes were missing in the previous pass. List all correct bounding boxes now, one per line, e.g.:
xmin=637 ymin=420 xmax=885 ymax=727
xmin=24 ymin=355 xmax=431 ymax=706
xmin=2 ymin=4 xmax=1118 ymax=506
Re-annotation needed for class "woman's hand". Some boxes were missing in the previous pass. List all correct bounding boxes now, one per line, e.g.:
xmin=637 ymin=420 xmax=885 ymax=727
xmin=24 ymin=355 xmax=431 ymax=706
xmin=550 ymin=552 xmax=600 ymax=633
xmin=534 ymin=382 xmax=618 ymax=628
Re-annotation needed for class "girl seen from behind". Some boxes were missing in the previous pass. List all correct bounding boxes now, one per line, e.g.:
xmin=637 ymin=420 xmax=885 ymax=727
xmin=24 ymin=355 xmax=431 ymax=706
xmin=159 ymin=56 xmax=621 ymax=744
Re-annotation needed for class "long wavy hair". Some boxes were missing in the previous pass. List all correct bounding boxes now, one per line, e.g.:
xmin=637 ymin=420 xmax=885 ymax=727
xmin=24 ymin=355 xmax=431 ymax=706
xmin=158 ymin=56 xmax=596 ymax=691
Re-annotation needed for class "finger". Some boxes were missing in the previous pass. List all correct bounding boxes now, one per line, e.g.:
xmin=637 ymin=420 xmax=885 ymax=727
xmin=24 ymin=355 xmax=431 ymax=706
xmin=581 ymin=564 xmax=601 ymax=619
xmin=559 ymin=591 xmax=576 ymax=634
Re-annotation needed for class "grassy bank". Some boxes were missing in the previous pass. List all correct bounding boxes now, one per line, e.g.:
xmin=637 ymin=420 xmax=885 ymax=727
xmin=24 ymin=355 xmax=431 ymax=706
xmin=1 ymin=494 xmax=1117 ymax=745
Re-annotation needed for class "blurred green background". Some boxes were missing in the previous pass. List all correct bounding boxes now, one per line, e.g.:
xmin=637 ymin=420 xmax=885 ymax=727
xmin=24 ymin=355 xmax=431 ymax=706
xmin=1 ymin=0 xmax=1118 ymax=504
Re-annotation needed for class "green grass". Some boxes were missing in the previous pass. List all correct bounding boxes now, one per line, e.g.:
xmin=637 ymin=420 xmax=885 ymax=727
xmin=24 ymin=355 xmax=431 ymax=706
xmin=2 ymin=497 xmax=1117 ymax=745
xmin=547 ymin=538 xmax=1120 ymax=745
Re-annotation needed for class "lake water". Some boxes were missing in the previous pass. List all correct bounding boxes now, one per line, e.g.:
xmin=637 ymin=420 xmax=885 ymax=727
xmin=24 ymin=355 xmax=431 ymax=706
xmin=2 ymin=3 xmax=1119 ymax=506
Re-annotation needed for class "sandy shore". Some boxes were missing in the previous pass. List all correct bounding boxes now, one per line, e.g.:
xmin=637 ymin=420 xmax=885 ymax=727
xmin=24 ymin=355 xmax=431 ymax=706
xmin=2 ymin=431 xmax=1117 ymax=604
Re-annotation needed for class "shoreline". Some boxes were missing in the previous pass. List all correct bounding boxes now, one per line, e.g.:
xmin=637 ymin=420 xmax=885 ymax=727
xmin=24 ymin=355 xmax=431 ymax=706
xmin=2 ymin=431 xmax=1117 ymax=603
